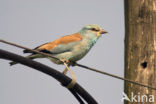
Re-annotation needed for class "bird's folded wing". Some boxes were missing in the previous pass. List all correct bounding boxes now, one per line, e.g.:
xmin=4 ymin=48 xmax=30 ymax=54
xmin=23 ymin=33 xmax=82 ymax=54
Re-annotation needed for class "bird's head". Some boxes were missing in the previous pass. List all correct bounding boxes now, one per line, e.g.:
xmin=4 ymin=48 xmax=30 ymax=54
xmin=79 ymin=24 xmax=108 ymax=38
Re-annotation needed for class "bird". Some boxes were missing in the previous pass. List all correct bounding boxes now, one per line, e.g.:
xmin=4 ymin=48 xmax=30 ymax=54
xmin=10 ymin=24 xmax=107 ymax=66
xmin=10 ymin=24 xmax=107 ymax=88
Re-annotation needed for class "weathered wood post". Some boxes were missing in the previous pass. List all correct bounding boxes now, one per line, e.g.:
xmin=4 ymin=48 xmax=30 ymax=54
xmin=124 ymin=0 xmax=156 ymax=104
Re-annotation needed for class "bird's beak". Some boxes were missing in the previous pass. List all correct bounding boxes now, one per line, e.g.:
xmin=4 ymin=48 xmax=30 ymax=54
xmin=100 ymin=29 xmax=108 ymax=34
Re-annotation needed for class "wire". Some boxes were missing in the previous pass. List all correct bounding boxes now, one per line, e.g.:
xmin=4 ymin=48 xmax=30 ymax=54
xmin=76 ymin=63 xmax=156 ymax=90
xmin=0 ymin=39 xmax=156 ymax=91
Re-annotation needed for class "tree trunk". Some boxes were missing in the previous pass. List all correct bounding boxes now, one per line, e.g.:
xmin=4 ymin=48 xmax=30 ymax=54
xmin=124 ymin=0 xmax=156 ymax=104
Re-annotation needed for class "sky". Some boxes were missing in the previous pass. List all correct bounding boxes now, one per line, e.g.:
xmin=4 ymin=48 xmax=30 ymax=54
xmin=0 ymin=0 xmax=125 ymax=103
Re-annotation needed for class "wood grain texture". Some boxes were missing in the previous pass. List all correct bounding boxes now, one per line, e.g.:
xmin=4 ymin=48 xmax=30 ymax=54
xmin=124 ymin=0 xmax=156 ymax=104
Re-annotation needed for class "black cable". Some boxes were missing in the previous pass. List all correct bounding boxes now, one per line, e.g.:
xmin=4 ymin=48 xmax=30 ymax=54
xmin=0 ymin=49 xmax=98 ymax=104
xmin=69 ymin=89 xmax=85 ymax=104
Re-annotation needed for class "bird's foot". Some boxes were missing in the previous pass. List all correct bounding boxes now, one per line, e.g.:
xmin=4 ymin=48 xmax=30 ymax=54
xmin=62 ymin=63 xmax=76 ymax=89
xmin=66 ymin=78 xmax=76 ymax=89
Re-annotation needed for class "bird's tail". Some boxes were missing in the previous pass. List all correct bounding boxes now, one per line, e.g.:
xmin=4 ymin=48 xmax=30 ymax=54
xmin=9 ymin=54 xmax=42 ymax=66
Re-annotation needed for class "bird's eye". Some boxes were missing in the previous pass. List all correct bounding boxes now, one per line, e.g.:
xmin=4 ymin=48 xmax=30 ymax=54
xmin=90 ymin=28 xmax=99 ymax=31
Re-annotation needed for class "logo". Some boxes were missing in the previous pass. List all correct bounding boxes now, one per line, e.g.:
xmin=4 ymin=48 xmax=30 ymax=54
xmin=122 ymin=92 xmax=155 ymax=103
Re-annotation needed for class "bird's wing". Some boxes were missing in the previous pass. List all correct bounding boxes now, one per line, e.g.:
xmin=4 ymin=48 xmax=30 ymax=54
xmin=23 ymin=33 xmax=82 ymax=54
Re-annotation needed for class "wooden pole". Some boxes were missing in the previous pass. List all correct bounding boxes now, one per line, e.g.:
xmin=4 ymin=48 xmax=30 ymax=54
xmin=124 ymin=0 xmax=156 ymax=104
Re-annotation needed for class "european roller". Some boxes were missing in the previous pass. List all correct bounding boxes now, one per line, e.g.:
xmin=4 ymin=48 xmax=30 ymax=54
xmin=10 ymin=24 xmax=107 ymax=88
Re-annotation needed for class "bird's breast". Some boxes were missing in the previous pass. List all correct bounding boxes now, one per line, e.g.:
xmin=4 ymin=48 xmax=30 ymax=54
xmin=70 ymin=39 xmax=96 ymax=61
